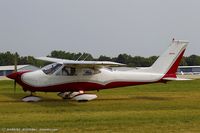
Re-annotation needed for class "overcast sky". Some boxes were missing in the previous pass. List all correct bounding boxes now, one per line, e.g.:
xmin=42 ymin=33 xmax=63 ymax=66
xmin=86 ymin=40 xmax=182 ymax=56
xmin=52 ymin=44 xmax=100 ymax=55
xmin=0 ymin=0 xmax=199 ymax=58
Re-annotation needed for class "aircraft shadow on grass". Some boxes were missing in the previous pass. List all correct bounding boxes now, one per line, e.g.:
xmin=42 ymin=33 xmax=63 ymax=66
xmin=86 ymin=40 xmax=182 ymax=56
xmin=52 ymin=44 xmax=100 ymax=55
xmin=2 ymin=92 xmax=172 ymax=101
xmin=97 ymin=96 xmax=171 ymax=101
xmin=1 ymin=92 xmax=172 ymax=108
xmin=132 ymin=96 xmax=171 ymax=101
xmin=0 ymin=92 xmax=80 ymax=107
xmin=0 ymin=92 xmax=24 ymax=102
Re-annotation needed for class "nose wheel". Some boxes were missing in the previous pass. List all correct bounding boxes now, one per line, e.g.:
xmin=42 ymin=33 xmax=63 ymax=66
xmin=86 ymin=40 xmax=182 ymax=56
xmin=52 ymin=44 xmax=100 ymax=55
xmin=22 ymin=92 xmax=41 ymax=102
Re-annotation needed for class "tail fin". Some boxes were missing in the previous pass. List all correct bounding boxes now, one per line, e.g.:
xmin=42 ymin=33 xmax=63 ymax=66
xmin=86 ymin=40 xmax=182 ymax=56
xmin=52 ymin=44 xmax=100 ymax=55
xmin=149 ymin=39 xmax=188 ymax=78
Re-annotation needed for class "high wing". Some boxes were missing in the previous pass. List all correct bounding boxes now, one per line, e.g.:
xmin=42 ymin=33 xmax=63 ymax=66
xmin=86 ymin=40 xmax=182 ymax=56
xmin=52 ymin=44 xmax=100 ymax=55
xmin=36 ymin=57 xmax=125 ymax=68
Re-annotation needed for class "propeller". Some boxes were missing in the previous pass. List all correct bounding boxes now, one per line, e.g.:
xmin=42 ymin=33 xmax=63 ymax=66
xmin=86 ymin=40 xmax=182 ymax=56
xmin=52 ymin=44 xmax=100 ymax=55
xmin=14 ymin=52 xmax=17 ymax=94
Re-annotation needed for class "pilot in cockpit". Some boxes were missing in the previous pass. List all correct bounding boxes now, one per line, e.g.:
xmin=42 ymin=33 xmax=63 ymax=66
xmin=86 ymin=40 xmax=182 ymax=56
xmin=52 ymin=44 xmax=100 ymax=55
xmin=62 ymin=67 xmax=70 ymax=75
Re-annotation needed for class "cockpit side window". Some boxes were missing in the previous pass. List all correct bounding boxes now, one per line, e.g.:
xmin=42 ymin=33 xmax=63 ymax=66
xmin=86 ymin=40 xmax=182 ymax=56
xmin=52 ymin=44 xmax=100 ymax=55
xmin=61 ymin=67 xmax=70 ymax=76
xmin=56 ymin=66 xmax=77 ymax=76
xmin=55 ymin=66 xmax=101 ymax=76
xmin=42 ymin=63 xmax=62 ymax=75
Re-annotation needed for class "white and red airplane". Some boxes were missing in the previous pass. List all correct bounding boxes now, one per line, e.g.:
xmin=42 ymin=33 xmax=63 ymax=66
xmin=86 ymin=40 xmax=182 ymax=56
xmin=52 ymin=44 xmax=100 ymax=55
xmin=7 ymin=39 xmax=188 ymax=102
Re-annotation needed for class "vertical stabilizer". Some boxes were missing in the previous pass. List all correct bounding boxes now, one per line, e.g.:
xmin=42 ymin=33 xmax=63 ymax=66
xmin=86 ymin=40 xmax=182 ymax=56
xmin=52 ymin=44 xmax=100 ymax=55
xmin=149 ymin=40 xmax=188 ymax=78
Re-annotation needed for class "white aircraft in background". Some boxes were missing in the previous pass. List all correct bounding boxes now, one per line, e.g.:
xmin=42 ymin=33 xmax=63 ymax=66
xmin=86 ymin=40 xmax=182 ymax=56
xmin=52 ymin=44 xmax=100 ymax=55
xmin=7 ymin=39 xmax=188 ymax=102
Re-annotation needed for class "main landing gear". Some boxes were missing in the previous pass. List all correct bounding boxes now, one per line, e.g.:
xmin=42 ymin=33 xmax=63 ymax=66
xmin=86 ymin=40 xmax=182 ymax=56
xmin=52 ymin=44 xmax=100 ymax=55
xmin=57 ymin=91 xmax=97 ymax=102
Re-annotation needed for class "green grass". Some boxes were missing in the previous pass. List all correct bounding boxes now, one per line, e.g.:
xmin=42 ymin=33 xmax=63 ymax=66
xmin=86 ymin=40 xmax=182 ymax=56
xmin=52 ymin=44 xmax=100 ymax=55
xmin=0 ymin=80 xmax=200 ymax=133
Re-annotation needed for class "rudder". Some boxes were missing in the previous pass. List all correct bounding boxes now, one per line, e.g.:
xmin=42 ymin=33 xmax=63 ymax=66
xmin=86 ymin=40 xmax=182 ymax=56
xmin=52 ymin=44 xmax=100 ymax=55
xmin=148 ymin=39 xmax=188 ymax=78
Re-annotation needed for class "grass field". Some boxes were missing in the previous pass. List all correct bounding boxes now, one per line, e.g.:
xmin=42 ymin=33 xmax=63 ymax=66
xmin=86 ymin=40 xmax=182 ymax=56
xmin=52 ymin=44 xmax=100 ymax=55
xmin=0 ymin=80 xmax=200 ymax=133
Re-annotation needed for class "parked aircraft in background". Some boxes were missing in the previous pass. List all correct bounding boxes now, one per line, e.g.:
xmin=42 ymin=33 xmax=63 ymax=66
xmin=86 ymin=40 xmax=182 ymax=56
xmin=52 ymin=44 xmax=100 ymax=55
xmin=7 ymin=39 xmax=188 ymax=102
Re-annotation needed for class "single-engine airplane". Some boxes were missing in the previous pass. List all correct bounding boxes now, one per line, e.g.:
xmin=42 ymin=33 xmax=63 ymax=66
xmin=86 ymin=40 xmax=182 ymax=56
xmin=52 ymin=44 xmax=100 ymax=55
xmin=7 ymin=39 xmax=188 ymax=102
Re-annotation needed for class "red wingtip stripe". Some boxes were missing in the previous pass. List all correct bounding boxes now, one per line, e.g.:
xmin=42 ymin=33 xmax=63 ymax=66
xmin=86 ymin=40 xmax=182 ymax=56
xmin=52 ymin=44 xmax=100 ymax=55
xmin=163 ymin=49 xmax=186 ymax=78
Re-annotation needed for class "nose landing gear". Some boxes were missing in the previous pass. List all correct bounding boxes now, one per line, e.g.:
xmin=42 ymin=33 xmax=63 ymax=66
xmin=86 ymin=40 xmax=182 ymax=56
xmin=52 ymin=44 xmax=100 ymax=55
xmin=22 ymin=92 xmax=41 ymax=102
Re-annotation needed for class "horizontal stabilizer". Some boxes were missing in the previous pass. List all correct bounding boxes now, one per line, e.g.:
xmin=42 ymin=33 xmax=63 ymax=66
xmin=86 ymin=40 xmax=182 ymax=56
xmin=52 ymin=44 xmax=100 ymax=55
xmin=163 ymin=77 xmax=192 ymax=81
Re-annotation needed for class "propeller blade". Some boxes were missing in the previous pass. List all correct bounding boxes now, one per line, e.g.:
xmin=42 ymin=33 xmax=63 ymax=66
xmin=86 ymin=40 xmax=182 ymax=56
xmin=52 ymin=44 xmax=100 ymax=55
xmin=13 ymin=52 xmax=17 ymax=95
xmin=14 ymin=80 xmax=16 ymax=95
xmin=14 ymin=52 xmax=17 ymax=72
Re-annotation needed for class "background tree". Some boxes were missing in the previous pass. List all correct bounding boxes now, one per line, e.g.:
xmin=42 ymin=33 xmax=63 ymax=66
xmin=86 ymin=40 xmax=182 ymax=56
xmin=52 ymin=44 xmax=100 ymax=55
xmin=98 ymin=55 xmax=112 ymax=61
xmin=0 ymin=51 xmax=200 ymax=67
xmin=179 ymin=56 xmax=188 ymax=66
xmin=49 ymin=51 xmax=93 ymax=61
xmin=185 ymin=55 xmax=200 ymax=66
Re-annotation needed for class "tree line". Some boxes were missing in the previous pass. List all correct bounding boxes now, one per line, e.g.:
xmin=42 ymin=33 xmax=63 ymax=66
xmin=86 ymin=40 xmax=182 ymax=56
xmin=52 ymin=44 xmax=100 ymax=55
xmin=0 ymin=51 xmax=200 ymax=67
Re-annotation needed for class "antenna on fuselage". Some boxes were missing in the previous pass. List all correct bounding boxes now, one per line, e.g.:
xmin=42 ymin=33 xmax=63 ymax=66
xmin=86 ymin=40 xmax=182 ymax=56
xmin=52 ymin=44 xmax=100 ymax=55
xmin=83 ymin=54 xmax=89 ymax=61
xmin=76 ymin=54 xmax=84 ymax=61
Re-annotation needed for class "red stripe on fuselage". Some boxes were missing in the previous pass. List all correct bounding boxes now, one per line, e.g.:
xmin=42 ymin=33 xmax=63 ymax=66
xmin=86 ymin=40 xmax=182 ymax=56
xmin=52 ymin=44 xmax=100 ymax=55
xmin=21 ymin=80 xmax=149 ymax=92
xmin=14 ymin=73 xmax=151 ymax=92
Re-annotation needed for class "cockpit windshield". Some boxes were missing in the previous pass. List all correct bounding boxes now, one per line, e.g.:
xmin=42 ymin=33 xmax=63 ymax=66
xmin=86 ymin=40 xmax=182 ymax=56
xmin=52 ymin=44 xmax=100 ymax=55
xmin=42 ymin=63 xmax=62 ymax=75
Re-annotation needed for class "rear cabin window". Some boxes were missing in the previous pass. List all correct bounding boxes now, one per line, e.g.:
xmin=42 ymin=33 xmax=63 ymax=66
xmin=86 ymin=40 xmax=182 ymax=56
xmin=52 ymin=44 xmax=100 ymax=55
xmin=83 ymin=69 xmax=94 ymax=75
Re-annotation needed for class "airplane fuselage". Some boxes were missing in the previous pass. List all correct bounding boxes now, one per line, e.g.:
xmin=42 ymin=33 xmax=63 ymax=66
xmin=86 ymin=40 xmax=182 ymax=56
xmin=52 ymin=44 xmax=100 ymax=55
xmin=12 ymin=67 xmax=164 ymax=92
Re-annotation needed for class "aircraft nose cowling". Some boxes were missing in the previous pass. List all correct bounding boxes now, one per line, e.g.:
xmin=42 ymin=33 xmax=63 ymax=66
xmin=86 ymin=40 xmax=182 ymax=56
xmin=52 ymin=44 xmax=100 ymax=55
xmin=7 ymin=71 xmax=30 ymax=80
xmin=7 ymin=72 xmax=18 ymax=80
